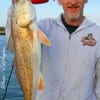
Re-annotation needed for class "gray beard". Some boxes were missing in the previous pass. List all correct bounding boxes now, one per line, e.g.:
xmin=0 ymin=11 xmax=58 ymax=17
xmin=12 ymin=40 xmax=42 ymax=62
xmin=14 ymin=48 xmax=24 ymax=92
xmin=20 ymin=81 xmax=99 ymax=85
xmin=68 ymin=12 xmax=81 ymax=21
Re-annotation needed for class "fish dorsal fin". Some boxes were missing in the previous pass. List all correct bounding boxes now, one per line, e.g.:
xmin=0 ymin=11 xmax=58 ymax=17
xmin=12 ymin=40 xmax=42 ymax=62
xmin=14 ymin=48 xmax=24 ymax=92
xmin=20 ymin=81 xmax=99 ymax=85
xmin=37 ymin=29 xmax=51 ymax=46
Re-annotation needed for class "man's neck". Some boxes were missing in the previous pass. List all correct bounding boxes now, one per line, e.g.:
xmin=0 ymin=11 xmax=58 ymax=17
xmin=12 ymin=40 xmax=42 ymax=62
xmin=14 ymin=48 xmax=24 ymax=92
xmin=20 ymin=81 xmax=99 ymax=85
xmin=61 ymin=14 xmax=79 ymax=34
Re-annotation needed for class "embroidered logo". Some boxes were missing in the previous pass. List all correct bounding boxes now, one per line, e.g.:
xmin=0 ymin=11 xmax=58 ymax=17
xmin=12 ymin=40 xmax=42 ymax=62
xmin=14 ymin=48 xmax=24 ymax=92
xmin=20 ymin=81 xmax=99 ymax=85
xmin=81 ymin=33 xmax=96 ymax=46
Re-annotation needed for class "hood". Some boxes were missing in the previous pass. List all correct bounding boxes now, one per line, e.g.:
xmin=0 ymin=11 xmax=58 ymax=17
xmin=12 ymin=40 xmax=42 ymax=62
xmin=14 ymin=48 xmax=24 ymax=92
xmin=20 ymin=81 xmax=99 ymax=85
xmin=55 ymin=14 xmax=96 ymax=32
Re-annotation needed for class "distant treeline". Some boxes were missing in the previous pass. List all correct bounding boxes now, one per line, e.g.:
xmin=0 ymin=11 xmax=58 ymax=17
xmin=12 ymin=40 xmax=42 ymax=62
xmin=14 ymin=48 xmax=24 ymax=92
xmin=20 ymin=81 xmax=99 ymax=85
xmin=0 ymin=27 xmax=5 ymax=31
xmin=0 ymin=27 xmax=5 ymax=35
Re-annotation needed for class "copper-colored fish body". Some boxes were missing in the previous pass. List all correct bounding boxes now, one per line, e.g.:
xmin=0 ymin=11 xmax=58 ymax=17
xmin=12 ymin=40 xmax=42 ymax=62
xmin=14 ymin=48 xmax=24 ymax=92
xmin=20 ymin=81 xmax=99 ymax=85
xmin=11 ymin=1 xmax=50 ymax=100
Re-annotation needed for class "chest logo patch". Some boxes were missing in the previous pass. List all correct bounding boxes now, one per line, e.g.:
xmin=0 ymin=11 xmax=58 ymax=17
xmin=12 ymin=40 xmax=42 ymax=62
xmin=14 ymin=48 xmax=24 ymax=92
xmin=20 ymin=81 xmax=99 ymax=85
xmin=81 ymin=33 xmax=96 ymax=46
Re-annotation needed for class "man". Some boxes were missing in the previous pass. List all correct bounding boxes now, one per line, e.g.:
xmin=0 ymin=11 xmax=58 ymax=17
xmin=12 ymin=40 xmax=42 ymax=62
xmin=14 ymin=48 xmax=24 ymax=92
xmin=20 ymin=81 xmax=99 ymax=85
xmin=35 ymin=0 xmax=100 ymax=100
xmin=6 ymin=0 xmax=100 ymax=100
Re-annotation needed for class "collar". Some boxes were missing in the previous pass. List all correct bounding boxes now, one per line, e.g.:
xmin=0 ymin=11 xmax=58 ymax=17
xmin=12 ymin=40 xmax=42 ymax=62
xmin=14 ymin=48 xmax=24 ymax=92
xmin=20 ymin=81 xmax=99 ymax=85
xmin=54 ymin=14 xmax=96 ymax=32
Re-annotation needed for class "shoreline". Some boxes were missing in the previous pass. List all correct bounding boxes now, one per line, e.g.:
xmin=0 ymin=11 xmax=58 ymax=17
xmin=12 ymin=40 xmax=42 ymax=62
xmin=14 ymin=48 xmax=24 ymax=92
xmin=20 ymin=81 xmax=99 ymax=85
xmin=0 ymin=33 xmax=5 ymax=35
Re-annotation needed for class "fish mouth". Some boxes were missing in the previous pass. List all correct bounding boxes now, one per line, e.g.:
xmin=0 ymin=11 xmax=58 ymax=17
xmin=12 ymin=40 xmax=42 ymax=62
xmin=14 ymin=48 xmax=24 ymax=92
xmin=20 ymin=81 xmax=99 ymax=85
xmin=16 ymin=0 xmax=20 ymax=2
xmin=15 ymin=0 xmax=26 ymax=3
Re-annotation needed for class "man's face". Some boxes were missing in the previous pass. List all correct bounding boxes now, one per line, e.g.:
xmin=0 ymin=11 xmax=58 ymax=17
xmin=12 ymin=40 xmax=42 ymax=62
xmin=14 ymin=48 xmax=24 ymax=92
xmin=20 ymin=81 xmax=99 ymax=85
xmin=58 ymin=0 xmax=87 ymax=21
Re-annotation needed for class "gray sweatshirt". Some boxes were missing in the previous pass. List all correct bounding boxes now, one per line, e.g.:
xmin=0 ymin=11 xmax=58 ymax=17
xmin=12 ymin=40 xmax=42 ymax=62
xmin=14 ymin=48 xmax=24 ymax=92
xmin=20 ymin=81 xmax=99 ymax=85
xmin=35 ymin=15 xmax=100 ymax=100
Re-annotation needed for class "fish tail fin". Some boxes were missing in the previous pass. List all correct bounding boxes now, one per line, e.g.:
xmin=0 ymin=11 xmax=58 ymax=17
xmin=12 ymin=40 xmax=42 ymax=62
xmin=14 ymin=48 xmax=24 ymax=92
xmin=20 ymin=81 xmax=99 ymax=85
xmin=37 ymin=74 xmax=45 ymax=90
xmin=37 ymin=29 xmax=51 ymax=46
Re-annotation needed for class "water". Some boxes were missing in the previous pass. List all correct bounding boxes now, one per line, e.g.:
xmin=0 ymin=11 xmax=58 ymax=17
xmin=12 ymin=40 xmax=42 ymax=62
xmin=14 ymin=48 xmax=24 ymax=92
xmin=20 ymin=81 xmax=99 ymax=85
xmin=0 ymin=35 xmax=24 ymax=100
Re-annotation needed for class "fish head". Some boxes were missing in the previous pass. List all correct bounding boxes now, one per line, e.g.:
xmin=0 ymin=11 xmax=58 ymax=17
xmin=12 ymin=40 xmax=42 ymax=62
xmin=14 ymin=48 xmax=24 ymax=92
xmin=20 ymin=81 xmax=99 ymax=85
xmin=13 ymin=0 xmax=37 ymax=28
xmin=13 ymin=0 xmax=31 ymax=4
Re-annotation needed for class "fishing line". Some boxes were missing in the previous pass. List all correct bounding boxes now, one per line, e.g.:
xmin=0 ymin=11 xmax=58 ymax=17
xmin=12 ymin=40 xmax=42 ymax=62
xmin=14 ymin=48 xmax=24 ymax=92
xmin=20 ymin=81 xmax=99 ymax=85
xmin=2 ymin=12 xmax=15 ymax=100
xmin=2 ymin=64 xmax=14 ymax=100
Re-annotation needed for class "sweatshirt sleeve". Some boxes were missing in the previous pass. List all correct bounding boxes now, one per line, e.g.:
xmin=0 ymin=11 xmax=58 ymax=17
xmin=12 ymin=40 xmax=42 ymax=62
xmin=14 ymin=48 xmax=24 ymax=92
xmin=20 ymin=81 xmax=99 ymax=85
xmin=38 ymin=18 xmax=53 ymax=36
xmin=95 ymin=39 xmax=100 ymax=100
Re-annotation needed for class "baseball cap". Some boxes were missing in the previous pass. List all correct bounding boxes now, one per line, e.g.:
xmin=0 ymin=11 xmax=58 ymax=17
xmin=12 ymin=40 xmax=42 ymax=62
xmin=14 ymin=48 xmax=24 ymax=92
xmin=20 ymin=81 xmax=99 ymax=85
xmin=31 ymin=0 xmax=48 ymax=4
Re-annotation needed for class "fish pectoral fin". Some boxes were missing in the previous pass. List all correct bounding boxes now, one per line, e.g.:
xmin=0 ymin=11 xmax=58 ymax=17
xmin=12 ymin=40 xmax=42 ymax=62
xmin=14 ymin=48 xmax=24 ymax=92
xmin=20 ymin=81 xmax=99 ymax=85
xmin=37 ymin=74 xmax=45 ymax=90
xmin=37 ymin=29 xmax=51 ymax=46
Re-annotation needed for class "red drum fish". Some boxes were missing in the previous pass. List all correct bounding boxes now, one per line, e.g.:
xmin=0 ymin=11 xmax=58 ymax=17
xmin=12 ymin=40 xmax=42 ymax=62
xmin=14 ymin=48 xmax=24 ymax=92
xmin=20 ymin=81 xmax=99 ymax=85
xmin=10 ymin=0 xmax=50 ymax=99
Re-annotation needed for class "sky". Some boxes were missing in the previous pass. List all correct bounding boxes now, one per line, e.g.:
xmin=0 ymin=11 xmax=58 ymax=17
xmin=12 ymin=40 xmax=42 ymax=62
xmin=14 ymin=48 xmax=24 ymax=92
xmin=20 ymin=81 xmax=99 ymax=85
xmin=0 ymin=0 xmax=100 ymax=27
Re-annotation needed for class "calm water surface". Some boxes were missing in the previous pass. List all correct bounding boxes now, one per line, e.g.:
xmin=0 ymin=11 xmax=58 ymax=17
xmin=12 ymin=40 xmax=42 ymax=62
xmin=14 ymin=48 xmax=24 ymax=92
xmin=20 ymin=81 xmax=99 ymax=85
xmin=0 ymin=35 xmax=24 ymax=100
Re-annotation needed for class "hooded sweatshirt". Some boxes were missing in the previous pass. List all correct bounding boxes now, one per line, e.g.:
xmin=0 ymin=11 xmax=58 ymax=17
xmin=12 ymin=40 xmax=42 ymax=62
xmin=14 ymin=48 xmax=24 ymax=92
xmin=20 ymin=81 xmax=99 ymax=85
xmin=35 ymin=15 xmax=100 ymax=100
